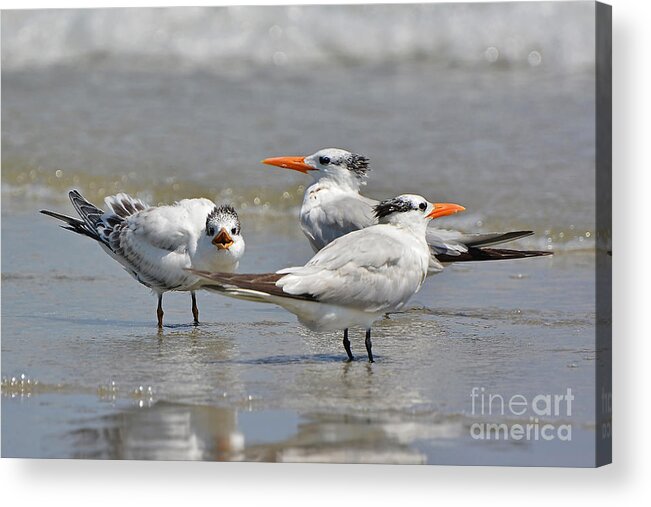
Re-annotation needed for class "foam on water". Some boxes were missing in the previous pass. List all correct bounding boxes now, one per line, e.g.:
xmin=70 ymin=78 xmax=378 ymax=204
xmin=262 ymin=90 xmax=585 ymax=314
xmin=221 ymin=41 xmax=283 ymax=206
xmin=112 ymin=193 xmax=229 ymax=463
xmin=2 ymin=3 xmax=595 ymax=72
xmin=2 ymin=162 xmax=596 ymax=252
xmin=6 ymin=185 xmax=594 ymax=254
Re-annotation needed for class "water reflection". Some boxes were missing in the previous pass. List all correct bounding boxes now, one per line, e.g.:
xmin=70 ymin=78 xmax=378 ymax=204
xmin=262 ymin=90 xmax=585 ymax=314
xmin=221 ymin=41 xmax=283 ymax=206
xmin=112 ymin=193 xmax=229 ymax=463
xmin=62 ymin=400 xmax=466 ymax=463
xmin=240 ymin=411 xmax=466 ymax=464
xmin=68 ymin=402 xmax=243 ymax=461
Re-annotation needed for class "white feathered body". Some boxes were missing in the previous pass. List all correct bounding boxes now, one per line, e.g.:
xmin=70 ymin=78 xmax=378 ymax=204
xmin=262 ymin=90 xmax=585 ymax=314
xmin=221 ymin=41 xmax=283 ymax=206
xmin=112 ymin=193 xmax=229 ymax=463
xmin=207 ymin=220 xmax=430 ymax=332
xmin=100 ymin=197 xmax=242 ymax=293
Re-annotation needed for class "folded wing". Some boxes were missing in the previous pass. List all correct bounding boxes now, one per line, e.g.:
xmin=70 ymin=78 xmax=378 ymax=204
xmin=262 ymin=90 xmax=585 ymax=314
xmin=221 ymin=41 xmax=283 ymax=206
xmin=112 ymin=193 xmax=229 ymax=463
xmin=106 ymin=198 xmax=215 ymax=289
xmin=302 ymin=193 xmax=377 ymax=251
xmin=278 ymin=226 xmax=429 ymax=312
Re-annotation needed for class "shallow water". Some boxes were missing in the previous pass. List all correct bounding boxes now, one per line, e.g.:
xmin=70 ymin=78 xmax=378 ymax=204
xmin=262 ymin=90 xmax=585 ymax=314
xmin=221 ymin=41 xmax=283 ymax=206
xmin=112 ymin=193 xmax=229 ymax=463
xmin=2 ymin=5 xmax=600 ymax=465
xmin=2 ymin=213 xmax=597 ymax=464
xmin=2 ymin=62 xmax=597 ymax=252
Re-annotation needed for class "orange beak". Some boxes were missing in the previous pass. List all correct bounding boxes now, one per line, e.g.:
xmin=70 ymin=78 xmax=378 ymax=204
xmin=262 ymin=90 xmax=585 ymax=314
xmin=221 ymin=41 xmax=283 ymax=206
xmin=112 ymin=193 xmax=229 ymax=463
xmin=427 ymin=203 xmax=466 ymax=219
xmin=262 ymin=156 xmax=315 ymax=174
xmin=212 ymin=228 xmax=234 ymax=250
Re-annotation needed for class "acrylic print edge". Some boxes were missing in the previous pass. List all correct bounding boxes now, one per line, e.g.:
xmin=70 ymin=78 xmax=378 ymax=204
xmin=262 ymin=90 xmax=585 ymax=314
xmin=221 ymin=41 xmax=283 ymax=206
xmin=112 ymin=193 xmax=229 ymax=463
xmin=595 ymin=0 xmax=612 ymax=467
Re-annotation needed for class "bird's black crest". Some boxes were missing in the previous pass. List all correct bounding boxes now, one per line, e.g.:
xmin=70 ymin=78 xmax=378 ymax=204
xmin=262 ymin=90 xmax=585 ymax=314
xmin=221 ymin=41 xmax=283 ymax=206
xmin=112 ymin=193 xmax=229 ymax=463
xmin=206 ymin=204 xmax=240 ymax=229
xmin=374 ymin=197 xmax=415 ymax=219
xmin=347 ymin=153 xmax=370 ymax=177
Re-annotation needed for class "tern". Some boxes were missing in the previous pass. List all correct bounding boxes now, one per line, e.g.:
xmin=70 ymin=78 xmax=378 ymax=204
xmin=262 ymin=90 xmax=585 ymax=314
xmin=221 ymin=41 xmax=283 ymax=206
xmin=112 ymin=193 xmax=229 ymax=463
xmin=190 ymin=194 xmax=465 ymax=362
xmin=41 ymin=190 xmax=245 ymax=328
xmin=262 ymin=148 xmax=550 ymax=273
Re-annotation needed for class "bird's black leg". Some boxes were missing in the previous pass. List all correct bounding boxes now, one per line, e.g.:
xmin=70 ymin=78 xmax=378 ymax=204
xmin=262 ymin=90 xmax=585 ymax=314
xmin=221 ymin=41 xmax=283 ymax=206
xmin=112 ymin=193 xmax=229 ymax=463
xmin=157 ymin=294 xmax=164 ymax=329
xmin=365 ymin=329 xmax=374 ymax=363
xmin=191 ymin=291 xmax=200 ymax=326
xmin=342 ymin=328 xmax=354 ymax=361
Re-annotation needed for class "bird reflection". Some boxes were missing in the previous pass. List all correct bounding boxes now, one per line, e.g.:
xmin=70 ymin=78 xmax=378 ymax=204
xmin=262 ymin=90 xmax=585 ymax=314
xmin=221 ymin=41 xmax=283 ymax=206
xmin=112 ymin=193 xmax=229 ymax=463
xmin=69 ymin=401 xmax=244 ymax=461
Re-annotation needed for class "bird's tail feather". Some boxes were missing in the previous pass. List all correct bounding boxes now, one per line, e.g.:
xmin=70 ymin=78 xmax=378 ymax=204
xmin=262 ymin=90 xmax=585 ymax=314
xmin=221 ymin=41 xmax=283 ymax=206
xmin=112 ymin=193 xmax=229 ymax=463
xmin=104 ymin=193 xmax=148 ymax=218
xmin=459 ymin=230 xmax=534 ymax=248
xmin=40 ymin=190 xmax=110 ymax=241
xmin=39 ymin=208 xmax=99 ymax=240
xmin=39 ymin=209 xmax=84 ymax=228
xmin=189 ymin=269 xmax=316 ymax=302
xmin=68 ymin=189 xmax=105 ymax=231
xmin=437 ymin=247 xmax=552 ymax=263
xmin=201 ymin=284 xmax=275 ymax=304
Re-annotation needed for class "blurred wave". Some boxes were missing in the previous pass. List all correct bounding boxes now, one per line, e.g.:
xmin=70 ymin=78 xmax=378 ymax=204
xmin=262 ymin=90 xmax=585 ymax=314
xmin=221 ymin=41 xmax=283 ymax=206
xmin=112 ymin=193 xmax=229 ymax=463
xmin=2 ymin=3 xmax=595 ymax=72
xmin=2 ymin=3 xmax=600 ymax=254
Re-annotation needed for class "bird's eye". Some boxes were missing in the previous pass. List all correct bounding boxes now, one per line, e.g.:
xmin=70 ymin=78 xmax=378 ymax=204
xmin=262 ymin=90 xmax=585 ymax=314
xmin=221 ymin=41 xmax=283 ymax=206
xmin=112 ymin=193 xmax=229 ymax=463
xmin=319 ymin=156 xmax=331 ymax=165
xmin=231 ymin=227 xmax=238 ymax=235
xmin=208 ymin=227 xmax=215 ymax=236
xmin=419 ymin=202 xmax=427 ymax=211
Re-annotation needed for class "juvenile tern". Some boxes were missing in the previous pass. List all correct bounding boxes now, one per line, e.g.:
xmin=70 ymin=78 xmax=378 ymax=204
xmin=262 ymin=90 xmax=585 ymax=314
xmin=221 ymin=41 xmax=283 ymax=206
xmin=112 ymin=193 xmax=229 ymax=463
xmin=41 ymin=190 xmax=245 ymax=328
xmin=190 ymin=194 xmax=465 ymax=362
xmin=263 ymin=148 xmax=550 ymax=273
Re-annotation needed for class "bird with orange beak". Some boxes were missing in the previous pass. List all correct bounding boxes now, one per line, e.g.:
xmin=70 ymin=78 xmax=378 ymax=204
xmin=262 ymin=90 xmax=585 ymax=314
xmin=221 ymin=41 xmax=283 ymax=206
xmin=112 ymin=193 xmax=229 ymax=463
xmin=263 ymin=148 xmax=550 ymax=274
xmin=191 ymin=194 xmax=465 ymax=362
xmin=41 ymin=190 xmax=245 ymax=328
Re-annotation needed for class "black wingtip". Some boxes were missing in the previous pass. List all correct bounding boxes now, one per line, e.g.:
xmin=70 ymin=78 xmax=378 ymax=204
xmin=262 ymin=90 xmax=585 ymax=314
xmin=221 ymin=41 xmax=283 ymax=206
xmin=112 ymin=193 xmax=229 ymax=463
xmin=436 ymin=247 xmax=553 ymax=263
xmin=39 ymin=208 xmax=78 ymax=223
xmin=463 ymin=230 xmax=536 ymax=248
xmin=40 ymin=208 xmax=62 ymax=216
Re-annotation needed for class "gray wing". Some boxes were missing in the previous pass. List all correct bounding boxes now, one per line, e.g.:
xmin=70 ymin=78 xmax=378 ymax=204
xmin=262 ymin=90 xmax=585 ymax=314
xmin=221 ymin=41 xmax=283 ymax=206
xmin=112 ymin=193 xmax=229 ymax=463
xmin=278 ymin=226 xmax=429 ymax=312
xmin=104 ymin=202 xmax=216 ymax=290
xmin=113 ymin=198 xmax=214 ymax=254
xmin=427 ymin=229 xmax=535 ymax=256
xmin=301 ymin=194 xmax=377 ymax=251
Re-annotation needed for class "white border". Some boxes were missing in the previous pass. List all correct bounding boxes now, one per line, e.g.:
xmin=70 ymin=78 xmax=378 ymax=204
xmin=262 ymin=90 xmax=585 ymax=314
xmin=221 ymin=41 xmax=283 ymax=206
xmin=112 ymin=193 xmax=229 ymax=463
xmin=1 ymin=0 xmax=649 ymax=504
